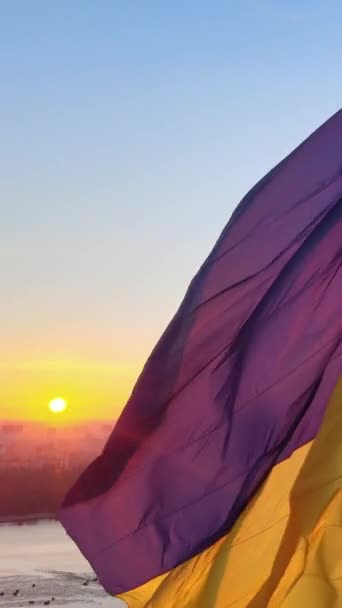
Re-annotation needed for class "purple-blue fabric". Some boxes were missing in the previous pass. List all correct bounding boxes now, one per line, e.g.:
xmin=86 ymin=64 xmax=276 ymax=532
xmin=60 ymin=110 xmax=342 ymax=595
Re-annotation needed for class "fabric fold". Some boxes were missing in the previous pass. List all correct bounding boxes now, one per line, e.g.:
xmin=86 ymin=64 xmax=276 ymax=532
xmin=59 ymin=110 xmax=342 ymax=605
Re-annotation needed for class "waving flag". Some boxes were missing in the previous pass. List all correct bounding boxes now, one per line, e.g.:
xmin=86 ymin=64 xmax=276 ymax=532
xmin=59 ymin=110 xmax=342 ymax=607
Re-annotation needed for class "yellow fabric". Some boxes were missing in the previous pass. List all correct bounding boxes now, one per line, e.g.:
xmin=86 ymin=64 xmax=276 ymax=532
xmin=118 ymin=377 xmax=342 ymax=608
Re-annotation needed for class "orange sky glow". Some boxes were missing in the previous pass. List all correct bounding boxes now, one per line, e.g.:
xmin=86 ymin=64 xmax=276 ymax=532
xmin=1 ymin=357 xmax=144 ymax=422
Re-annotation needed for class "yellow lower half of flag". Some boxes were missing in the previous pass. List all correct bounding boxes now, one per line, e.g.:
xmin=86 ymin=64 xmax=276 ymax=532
xmin=118 ymin=378 xmax=342 ymax=608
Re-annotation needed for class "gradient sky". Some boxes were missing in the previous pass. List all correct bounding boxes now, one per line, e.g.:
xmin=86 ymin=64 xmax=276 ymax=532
xmin=2 ymin=1 xmax=342 ymax=420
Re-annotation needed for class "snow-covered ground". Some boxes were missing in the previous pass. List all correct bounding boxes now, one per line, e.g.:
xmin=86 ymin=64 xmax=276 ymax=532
xmin=0 ymin=520 xmax=125 ymax=607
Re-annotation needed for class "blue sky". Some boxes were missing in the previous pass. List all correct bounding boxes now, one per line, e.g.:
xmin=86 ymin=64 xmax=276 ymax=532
xmin=1 ymin=1 xmax=342 ymax=417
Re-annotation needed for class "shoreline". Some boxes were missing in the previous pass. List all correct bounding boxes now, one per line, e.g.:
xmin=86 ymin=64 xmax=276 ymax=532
xmin=0 ymin=513 xmax=55 ymax=525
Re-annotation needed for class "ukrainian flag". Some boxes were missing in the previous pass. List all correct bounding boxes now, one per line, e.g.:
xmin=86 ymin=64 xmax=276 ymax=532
xmin=59 ymin=110 xmax=342 ymax=607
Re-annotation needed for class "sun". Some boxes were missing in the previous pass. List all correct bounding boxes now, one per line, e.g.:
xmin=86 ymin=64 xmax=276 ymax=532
xmin=48 ymin=397 xmax=68 ymax=414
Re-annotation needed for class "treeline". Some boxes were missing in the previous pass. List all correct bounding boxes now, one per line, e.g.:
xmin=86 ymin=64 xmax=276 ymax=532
xmin=0 ymin=458 xmax=90 ymax=521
